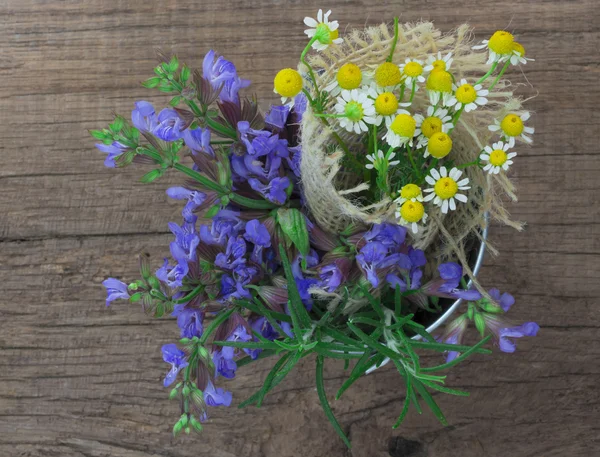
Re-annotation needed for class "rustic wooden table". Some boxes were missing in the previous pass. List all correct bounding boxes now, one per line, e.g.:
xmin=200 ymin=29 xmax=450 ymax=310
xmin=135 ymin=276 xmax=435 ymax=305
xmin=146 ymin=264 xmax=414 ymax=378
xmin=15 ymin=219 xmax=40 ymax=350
xmin=1 ymin=1 xmax=598 ymax=456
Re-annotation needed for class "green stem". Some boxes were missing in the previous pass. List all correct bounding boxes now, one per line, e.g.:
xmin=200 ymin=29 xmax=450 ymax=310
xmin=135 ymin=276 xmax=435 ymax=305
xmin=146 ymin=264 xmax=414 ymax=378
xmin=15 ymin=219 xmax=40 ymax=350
xmin=314 ymin=113 xmax=348 ymax=119
xmin=489 ymin=60 xmax=510 ymax=90
xmin=387 ymin=17 xmax=400 ymax=62
xmin=301 ymin=36 xmax=321 ymax=99
xmin=199 ymin=308 xmax=235 ymax=345
xmin=205 ymin=116 xmax=237 ymax=140
xmin=173 ymin=162 xmax=224 ymax=193
xmin=409 ymin=81 xmax=417 ymax=103
xmin=174 ymin=284 xmax=204 ymax=304
xmin=229 ymin=192 xmax=279 ymax=210
xmin=476 ymin=61 xmax=498 ymax=85
xmin=408 ymin=146 xmax=421 ymax=180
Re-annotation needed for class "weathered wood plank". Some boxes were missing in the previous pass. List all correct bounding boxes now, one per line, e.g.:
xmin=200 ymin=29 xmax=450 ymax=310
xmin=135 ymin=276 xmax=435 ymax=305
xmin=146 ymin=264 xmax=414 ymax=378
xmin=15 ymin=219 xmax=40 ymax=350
xmin=1 ymin=0 xmax=599 ymax=456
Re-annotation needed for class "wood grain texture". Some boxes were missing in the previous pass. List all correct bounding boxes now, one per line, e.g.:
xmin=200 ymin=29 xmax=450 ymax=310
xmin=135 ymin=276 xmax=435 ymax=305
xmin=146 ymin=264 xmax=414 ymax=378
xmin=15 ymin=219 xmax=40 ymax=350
xmin=1 ymin=1 xmax=599 ymax=456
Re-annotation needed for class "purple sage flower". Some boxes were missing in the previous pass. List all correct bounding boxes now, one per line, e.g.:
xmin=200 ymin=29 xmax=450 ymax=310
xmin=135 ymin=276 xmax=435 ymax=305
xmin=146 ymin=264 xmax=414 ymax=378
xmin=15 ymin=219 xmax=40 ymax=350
xmin=488 ymin=288 xmax=515 ymax=312
xmin=244 ymin=219 xmax=271 ymax=264
xmin=95 ymin=141 xmax=127 ymax=168
xmin=215 ymin=236 xmax=247 ymax=271
xmin=202 ymin=50 xmax=250 ymax=104
xmin=102 ymin=278 xmax=130 ymax=306
xmin=203 ymin=380 xmax=232 ymax=407
xmin=161 ymin=344 xmax=188 ymax=387
xmin=183 ymin=127 xmax=214 ymax=157
xmin=154 ymin=108 xmax=186 ymax=141
xmin=166 ymin=187 xmax=206 ymax=223
xmin=248 ymin=177 xmax=290 ymax=205
xmin=172 ymin=305 xmax=203 ymax=338
xmin=213 ymin=325 xmax=253 ymax=378
xmin=131 ymin=101 xmax=158 ymax=133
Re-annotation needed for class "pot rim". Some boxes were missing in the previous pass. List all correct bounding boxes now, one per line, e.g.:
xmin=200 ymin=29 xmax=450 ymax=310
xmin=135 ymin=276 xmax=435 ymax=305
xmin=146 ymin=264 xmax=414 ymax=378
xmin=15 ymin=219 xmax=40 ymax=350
xmin=365 ymin=213 xmax=489 ymax=374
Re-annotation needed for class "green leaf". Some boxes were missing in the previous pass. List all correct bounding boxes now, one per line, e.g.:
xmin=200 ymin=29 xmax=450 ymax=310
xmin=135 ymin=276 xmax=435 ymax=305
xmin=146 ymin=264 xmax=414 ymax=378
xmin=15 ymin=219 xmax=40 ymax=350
xmin=277 ymin=208 xmax=310 ymax=257
xmin=316 ymin=356 xmax=352 ymax=449
xmin=391 ymin=362 xmax=412 ymax=429
xmin=474 ymin=313 xmax=486 ymax=337
xmin=412 ymin=379 xmax=448 ymax=425
xmin=168 ymin=55 xmax=179 ymax=72
xmin=347 ymin=322 xmax=404 ymax=361
xmin=279 ymin=244 xmax=311 ymax=331
xmin=90 ymin=129 xmax=107 ymax=140
xmin=421 ymin=379 xmax=470 ymax=397
xmin=421 ymin=335 xmax=491 ymax=372
xmin=211 ymin=340 xmax=281 ymax=350
xmin=181 ymin=65 xmax=191 ymax=83
xmin=241 ymin=352 xmax=291 ymax=408
xmin=139 ymin=169 xmax=163 ymax=183
xmin=142 ymin=76 xmax=162 ymax=88
xmin=170 ymin=95 xmax=182 ymax=107
xmin=199 ymin=308 xmax=235 ymax=345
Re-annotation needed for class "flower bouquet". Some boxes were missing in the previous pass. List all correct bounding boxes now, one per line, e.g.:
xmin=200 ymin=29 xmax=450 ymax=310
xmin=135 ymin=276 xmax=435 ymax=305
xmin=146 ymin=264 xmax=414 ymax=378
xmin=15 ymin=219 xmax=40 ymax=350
xmin=95 ymin=11 xmax=539 ymax=446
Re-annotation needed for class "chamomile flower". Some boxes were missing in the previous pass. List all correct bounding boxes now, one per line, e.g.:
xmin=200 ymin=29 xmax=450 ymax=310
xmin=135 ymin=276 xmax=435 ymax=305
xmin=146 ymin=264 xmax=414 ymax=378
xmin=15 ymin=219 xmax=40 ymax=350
xmin=425 ymin=70 xmax=454 ymax=106
xmin=424 ymin=132 xmax=453 ymax=159
xmin=366 ymin=84 xmax=410 ymax=127
xmin=509 ymin=42 xmax=534 ymax=66
xmin=325 ymin=63 xmax=364 ymax=96
xmin=480 ymin=141 xmax=517 ymax=174
xmin=423 ymin=167 xmax=470 ymax=214
xmin=489 ymin=112 xmax=534 ymax=147
xmin=446 ymin=79 xmax=489 ymax=113
xmin=334 ymin=89 xmax=376 ymax=134
xmin=365 ymin=149 xmax=400 ymax=170
xmin=373 ymin=62 xmax=402 ymax=88
xmin=396 ymin=200 xmax=428 ymax=234
xmin=414 ymin=107 xmax=453 ymax=147
xmin=384 ymin=113 xmax=417 ymax=148
xmin=424 ymin=52 xmax=453 ymax=73
xmin=400 ymin=58 xmax=426 ymax=86
xmin=304 ymin=9 xmax=343 ymax=51
xmin=473 ymin=30 xmax=515 ymax=64
xmin=273 ymin=68 xmax=304 ymax=104
xmin=396 ymin=183 xmax=423 ymax=204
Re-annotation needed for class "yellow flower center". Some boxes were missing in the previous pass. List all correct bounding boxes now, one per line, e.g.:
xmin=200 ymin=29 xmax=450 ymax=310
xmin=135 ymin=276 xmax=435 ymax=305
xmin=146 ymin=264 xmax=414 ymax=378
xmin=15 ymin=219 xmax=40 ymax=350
xmin=489 ymin=149 xmax=508 ymax=166
xmin=400 ymin=183 xmax=422 ymax=200
xmin=274 ymin=68 xmax=303 ymax=98
xmin=455 ymin=84 xmax=478 ymax=104
xmin=426 ymin=70 xmax=453 ymax=93
xmin=390 ymin=114 xmax=416 ymax=138
xmin=427 ymin=132 xmax=453 ymax=159
xmin=434 ymin=177 xmax=458 ymax=200
xmin=336 ymin=63 xmax=362 ymax=90
xmin=400 ymin=201 xmax=425 ymax=223
xmin=374 ymin=92 xmax=399 ymax=116
xmin=330 ymin=28 xmax=339 ymax=42
xmin=375 ymin=62 xmax=401 ymax=87
xmin=421 ymin=116 xmax=443 ymax=138
xmin=512 ymin=42 xmax=525 ymax=57
xmin=432 ymin=59 xmax=447 ymax=71
xmin=344 ymin=101 xmax=364 ymax=122
xmin=500 ymin=114 xmax=524 ymax=137
xmin=403 ymin=61 xmax=423 ymax=78
xmin=488 ymin=30 xmax=514 ymax=55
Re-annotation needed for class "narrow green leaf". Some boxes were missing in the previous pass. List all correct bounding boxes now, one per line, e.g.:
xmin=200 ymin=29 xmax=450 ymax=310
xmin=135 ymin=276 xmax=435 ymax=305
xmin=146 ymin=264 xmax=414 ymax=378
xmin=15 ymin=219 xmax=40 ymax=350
xmin=359 ymin=284 xmax=384 ymax=320
xmin=350 ymin=317 xmax=383 ymax=328
xmin=336 ymin=352 xmax=383 ymax=400
xmin=420 ymin=379 xmax=470 ymax=397
xmin=316 ymin=356 xmax=352 ymax=448
xmin=254 ymin=352 xmax=294 ymax=408
xmin=421 ymin=335 xmax=491 ymax=372
xmin=199 ymin=308 xmax=235 ymax=345
xmin=279 ymin=244 xmax=311 ymax=330
xmin=320 ymin=327 xmax=365 ymax=348
xmin=392 ymin=364 xmax=412 ymax=429
xmin=211 ymin=340 xmax=281 ymax=350
xmin=256 ymin=350 xmax=303 ymax=407
xmin=277 ymin=208 xmax=310 ymax=256
xmin=412 ymin=379 xmax=448 ymax=425
xmin=168 ymin=55 xmax=179 ymax=72
xmin=90 ymin=129 xmax=107 ymax=140
xmin=347 ymin=322 xmax=404 ymax=361
xmin=394 ymin=285 xmax=402 ymax=316
xmin=180 ymin=65 xmax=191 ymax=83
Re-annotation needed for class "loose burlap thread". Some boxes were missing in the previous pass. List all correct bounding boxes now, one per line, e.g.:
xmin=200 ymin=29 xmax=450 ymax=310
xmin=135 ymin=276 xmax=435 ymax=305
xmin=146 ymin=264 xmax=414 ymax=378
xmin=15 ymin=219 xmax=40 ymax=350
xmin=299 ymin=22 xmax=525 ymax=297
